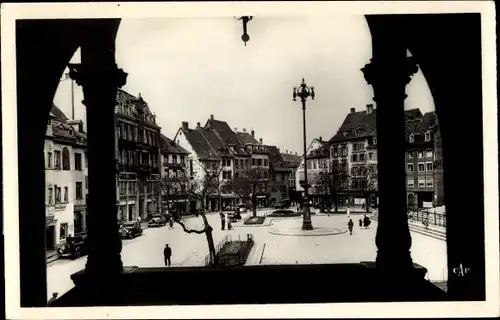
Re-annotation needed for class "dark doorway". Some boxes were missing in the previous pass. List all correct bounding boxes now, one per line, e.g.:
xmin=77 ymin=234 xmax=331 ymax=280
xmin=45 ymin=226 xmax=55 ymax=251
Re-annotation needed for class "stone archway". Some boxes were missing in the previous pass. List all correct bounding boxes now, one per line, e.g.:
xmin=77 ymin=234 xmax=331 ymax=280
xmin=16 ymin=14 xmax=485 ymax=306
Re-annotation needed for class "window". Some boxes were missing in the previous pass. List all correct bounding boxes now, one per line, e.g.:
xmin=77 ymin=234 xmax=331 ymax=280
xmin=426 ymin=162 xmax=433 ymax=171
xmin=407 ymin=178 xmax=415 ymax=187
xmin=85 ymin=153 xmax=88 ymax=167
xmin=426 ymin=150 xmax=433 ymax=158
xmin=252 ymin=159 xmax=256 ymax=166
xmin=180 ymin=156 xmax=185 ymax=164
xmin=55 ymin=185 xmax=61 ymax=203
xmin=368 ymin=152 xmax=373 ymax=160
xmin=353 ymin=144 xmax=358 ymax=151
xmin=418 ymin=151 xmax=424 ymax=158
xmin=64 ymin=186 xmax=68 ymax=202
xmin=359 ymin=153 xmax=365 ymax=161
xmin=172 ymin=155 xmax=177 ymax=164
xmin=425 ymin=132 xmax=431 ymax=142
xmin=190 ymin=159 xmax=194 ymax=176
xmin=47 ymin=152 xmax=52 ymax=168
xmin=352 ymin=154 xmax=358 ymax=162
xmin=418 ymin=178 xmax=425 ymax=187
xmin=264 ymin=159 xmax=268 ymax=166
xmin=373 ymin=138 xmax=377 ymax=145
xmin=60 ymin=223 xmax=68 ymax=240
xmin=409 ymin=134 xmax=415 ymax=143
xmin=418 ymin=163 xmax=425 ymax=172
xmin=313 ymin=161 xmax=317 ymax=169
xmin=426 ymin=178 xmax=434 ymax=187
xmin=75 ymin=153 xmax=82 ymax=171
xmin=407 ymin=164 xmax=414 ymax=172
xmin=62 ymin=147 xmax=70 ymax=170
xmin=333 ymin=146 xmax=338 ymax=157
xmin=408 ymin=152 xmax=413 ymax=159
xmin=48 ymin=187 xmax=53 ymax=205
xmin=54 ymin=150 xmax=61 ymax=169
xmin=76 ymin=182 xmax=83 ymax=200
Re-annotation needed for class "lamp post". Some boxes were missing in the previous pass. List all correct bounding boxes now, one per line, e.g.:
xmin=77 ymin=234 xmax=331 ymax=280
xmin=293 ymin=78 xmax=315 ymax=230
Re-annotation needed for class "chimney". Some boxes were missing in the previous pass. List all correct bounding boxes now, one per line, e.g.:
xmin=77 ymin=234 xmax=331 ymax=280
xmin=350 ymin=107 xmax=356 ymax=114
xmin=243 ymin=128 xmax=247 ymax=132
xmin=285 ymin=149 xmax=288 ymax=154
xmin=210 ymin=114 xmax=214 ymax=120
xmin=259 ymin=138 xmax=263 ymax=144
xmin=234 ymin=127 xmax=238 ymax=132
xmin=251 ymin=130 xmax=255 ymax=137
xmin=319 ymin=136 xmax=323 ymax=142
xmin=366 ymin=104 xmax=374 ymax=114
xmin=197 ymin=122 xmax=201 ymax=128
xmin=182 ymin=121 xmax=189 ymax=130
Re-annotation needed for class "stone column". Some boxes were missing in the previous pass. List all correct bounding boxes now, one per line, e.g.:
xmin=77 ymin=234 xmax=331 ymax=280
xmin=68 ymin=28 xmax=127 ymax=284
xmin=361 ymin=29 xmax=418 ymax=274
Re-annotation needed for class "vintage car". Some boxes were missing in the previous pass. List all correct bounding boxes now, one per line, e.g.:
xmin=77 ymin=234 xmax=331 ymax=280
xmin=120 ymin=221 xmax=143 ymax=239
xmin=148 ymin=215 xmax=167 ymax=227
xmin=275 ymin=198 xmax=291 ymax=210
xmin=57 ymin=235 xmax=88 ymax=260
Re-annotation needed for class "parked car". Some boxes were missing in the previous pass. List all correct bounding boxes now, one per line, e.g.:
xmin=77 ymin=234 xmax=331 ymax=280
xmin=57 ymin=235 xmax=88 ymax=259
xmin=120 ymin=221 xmax=143 ymax=239
xmin=275 ymin=198 xmax=291 ymax=209
xmin=148 ymin=215 xmax=167 ymax=227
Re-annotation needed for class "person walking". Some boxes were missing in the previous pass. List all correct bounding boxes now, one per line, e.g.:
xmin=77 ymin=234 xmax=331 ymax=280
xmin=348 ymin=219 xmax=354 ymax=235
xmin=164 ymin=244 xmax=172 ymax=266
xmin=359 ymin=218 xmax=363 ymax=229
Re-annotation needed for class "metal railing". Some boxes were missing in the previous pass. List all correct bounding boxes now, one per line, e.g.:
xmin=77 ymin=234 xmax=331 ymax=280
xmin=205 ymin=234 xmax=232 ymax=266
xmin=408 ymin=208 xmax=446 ymax=228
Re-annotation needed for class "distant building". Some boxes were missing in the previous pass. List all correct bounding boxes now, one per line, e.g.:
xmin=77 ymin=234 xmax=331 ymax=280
xmin=295 ymin=137 xmax=328 ymax=194
xmin=115 ymin=90 xmax=161 ymax=222
xmin=280 ymin=150 xmax=301 ymax=205
xmin=159 ymin=134 xmax=190 ymax=215
xmin=405 ymin=111 xmax=437 ymax=209
xmin=44 ymin=104 xmax=88 ymax=253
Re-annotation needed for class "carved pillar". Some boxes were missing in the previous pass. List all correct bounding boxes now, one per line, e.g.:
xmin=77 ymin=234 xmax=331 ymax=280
xmin=361 ymin=36 xmax=418 ymax=274
xmin=69 ymin=26 xmax=127 ymax=284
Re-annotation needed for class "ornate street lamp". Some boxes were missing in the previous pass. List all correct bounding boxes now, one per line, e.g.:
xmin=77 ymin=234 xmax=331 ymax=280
xmin=293 ymin=78 xmax=315 ymax=230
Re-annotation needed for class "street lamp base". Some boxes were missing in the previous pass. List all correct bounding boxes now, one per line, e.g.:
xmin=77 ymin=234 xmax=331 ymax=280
xmin=301 ymin=220 xmax=314 ymax=230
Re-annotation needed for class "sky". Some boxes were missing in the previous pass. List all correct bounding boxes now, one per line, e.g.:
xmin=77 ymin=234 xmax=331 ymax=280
xmin=54 ymin=16 xmax=434 ymax=153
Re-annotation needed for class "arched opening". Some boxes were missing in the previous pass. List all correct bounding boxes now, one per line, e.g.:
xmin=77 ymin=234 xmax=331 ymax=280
xmin=12 ymin=12 xmax=487 ymax=307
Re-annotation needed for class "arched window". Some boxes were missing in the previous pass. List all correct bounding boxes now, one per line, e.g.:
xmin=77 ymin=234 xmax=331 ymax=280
xmin=62 ymin=147 xmax=70 ymax=170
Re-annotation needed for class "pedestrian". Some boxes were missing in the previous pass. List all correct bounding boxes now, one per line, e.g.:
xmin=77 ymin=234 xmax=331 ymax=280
xmin=348 ymin=219 xmax=354 ymax=235
xmin=163 ymin=244 xmax=172 ymax=266
xmin=220 ymin=212 xmax=225 ymax=230
xmin=359 ymin=219 xmax=363 ymax=229
xmin=47 ymin=292 xmax=58 ymax=306
xmin=363 ymin=215 xmax=371 ymax=228
xmin=169 ymin=217 xmax=174 ymax=229
xmin=228 ymin=219 xmax=233 ymax=230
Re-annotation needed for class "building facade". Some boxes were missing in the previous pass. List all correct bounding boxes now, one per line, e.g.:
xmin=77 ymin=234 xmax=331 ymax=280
xmin=280 ymin=150 xmax=301 ymax=205
xmin=405 ymin=111 xmax=437 ymax=209
xmin=159 ymin=134 xmax=190 ymax=215
xmin=45 ymin=104 xmax=88 ymax=252
xmin=115 ymin=90 xmax=161 ymax=222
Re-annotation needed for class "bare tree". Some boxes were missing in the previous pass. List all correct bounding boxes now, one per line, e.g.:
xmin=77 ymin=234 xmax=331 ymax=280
xmin=221 ymin=167 xmax=269 ymax=217
xmin=359 ymin=173 xmax=378 ymax=213
xmin=313 ymin=160 xmax=349 ymax=212
xmin=159 ymin=159 xmax=223 ymax=266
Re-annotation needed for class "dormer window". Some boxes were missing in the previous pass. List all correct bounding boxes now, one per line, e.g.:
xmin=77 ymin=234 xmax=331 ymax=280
xmin=409 ymin=134 xmax=415 ymax=143
xmin=425 ymin=131 xmax=431 ymax=142
xmin=355 ymin=127 xmax=364 ymax=135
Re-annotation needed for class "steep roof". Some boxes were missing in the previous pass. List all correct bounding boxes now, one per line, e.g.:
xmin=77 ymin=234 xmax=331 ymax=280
xmin=116 ymin=89 xmax=152 ymax=115
xmin=205 ymin=117 xmax=241 ymax=145
xmin=330 ymin=108 xmax=425 ymax=143
xmin=199 ymin=128 xmax=226 ymax=153
xmin=159 ymin=134 xmax=189 ymax=155
xmin=50 ymin=104 xmax=69 ymax=122
xmin=182 ymin=128 xmax=219 ymax=160
xmin=280 ymin=153 xmax=301 ymax=163
xmin=236 ymin=131 xmax=259 ymax=145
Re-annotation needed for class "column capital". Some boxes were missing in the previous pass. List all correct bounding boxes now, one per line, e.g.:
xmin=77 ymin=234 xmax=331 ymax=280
xmin=68 ymin=62 xmax=127 ymax=89
xmin=361 ymin=57 xmax=419 ymax=101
